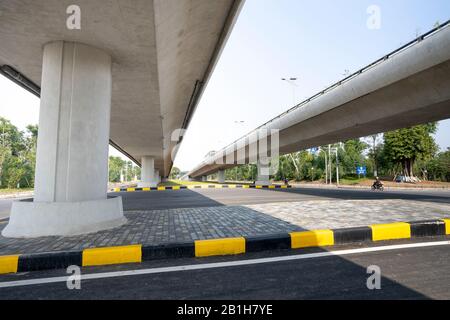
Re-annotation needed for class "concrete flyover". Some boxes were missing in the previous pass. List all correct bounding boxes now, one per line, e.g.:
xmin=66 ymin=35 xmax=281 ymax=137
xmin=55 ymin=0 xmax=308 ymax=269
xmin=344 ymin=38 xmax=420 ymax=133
xmin=189 ymin=22 xmax=450 ymax=182
xmin=0 ymin=0 xmax=244 ymax=237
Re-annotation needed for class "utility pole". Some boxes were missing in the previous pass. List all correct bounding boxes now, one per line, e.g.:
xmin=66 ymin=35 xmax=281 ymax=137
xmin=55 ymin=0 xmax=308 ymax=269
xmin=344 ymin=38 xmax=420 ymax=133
xmin=372 ymin=134 xmax=378 ymax=177
xmin=335 ymin=147 xmax=339 ymax=186
xmin=328 ymin=144 xmax=331 ymax=184
xmin=320 ymin=147 xmax=328 ymax=184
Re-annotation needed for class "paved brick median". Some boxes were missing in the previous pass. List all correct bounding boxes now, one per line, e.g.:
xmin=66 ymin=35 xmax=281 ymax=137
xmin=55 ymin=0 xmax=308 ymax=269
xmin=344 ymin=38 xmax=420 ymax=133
xmin=0 ymin=199 xmax=448 ymax=255
xmin=0 ymin=206 xmax=303 ymax=255
xmin=245 ymin=199 xmax=450 ymax=230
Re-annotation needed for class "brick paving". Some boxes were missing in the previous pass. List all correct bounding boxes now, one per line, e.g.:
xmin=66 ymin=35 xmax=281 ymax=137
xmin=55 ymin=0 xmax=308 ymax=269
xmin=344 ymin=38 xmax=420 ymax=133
xmin=245 ymin=199 xmax=450 ymax=230
xmin=0 ymin=206 xmax=303 ymax=255
xmin=0 ymin=199 xmax=448 ymax=255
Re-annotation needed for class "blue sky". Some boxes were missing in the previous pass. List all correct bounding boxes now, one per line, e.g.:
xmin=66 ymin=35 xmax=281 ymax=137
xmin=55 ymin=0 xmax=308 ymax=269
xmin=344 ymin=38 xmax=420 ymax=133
xmin=0 ymin=0 xmax=449 ymax=171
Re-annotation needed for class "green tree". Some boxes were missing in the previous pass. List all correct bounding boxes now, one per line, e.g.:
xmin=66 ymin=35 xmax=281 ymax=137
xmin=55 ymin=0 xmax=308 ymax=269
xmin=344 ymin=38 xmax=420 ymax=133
xmin=341 ymin=139 xmax=369 ymax=177
xmin=383 ymin=123 xmax=438 ymax=180
xmin=0 ymin=118 xmax=37 ymax=188
xmin=0 ymin=117 xmax=26 ymax=156
xmin=108 ymin=156 xmax=125 ymax=182
xmin=425 ymin=148 xmax=450 ymax=182
xmin=169 ymin=167 xmax=181 ymax=179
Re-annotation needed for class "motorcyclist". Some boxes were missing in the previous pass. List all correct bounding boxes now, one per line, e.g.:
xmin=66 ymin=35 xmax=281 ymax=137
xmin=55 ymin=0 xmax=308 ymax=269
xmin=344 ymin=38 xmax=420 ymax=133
xmin=373 ymin=177 xmax=383 ymax=189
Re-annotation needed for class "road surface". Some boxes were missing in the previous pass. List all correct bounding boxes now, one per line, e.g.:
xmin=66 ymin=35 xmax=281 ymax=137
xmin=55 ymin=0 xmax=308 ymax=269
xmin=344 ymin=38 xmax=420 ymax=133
xmin=0 ymin=238 xmax=448 ymax=299
xmin=1 ymin=187 xmax=449 ymax=216
xmin=0 ymin=198 xmax=16 ymax=220
xmin=113 ymin=187 xmax=450 ymax=211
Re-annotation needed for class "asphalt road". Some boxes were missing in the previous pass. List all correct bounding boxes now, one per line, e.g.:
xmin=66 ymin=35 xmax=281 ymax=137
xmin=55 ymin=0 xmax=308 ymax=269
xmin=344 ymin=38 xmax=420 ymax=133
xmin=0 ymin=198 xmax=16 ymax=220
xmin=113 ymin=187 xmax=450 ymax=211
xmin=0 ymin=187 xmax=448 ymax=216
xmin=0 ymin=238 xmax=448 ymax=300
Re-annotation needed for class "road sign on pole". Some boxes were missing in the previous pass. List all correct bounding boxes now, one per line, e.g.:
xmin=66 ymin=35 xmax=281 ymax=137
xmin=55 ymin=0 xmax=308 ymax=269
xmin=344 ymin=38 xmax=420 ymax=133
xmin=357 ymin=166 xmax=367 ymax=176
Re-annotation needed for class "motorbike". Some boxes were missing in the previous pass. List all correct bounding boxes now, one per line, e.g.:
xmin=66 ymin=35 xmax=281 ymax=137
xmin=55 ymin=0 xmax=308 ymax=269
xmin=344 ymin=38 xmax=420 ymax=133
xmin=371 ymin=183 xmax=384 ymax=191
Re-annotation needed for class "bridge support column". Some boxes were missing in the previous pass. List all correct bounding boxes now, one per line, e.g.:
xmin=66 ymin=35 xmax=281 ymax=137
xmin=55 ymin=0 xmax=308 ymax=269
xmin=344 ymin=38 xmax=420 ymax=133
xmin=138 ymin=156 xmax=158 ymax=188
xmin=155 ymin=170 xmax=161 ymax=185
xmin=202 ymin=176 xmax=207 ymax=182
xmin=217 ymin=170 xmax=225 ymax=184
xmin=2 ymin=41 xmax=125 ymax=238
xmin=255 ymin=159 xmax=271 ymax=186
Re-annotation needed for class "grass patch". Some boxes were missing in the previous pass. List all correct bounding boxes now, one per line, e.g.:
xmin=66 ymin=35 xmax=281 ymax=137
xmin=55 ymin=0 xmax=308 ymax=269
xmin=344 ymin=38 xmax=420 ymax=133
xmin=337 ymin=178 xmax=370 ymax=185
xmin=0 ymin=188 xmax=34 ymax=195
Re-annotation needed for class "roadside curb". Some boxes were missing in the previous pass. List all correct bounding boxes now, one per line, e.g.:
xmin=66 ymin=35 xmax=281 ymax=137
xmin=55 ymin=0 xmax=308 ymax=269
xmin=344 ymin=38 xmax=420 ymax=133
xmin=110 ymin=185 xmax=292 ymax=192
xmin=0 ymin=192 xmax=34 ymax=200
xmin=1 ymin=218 xmax=448 ymax=275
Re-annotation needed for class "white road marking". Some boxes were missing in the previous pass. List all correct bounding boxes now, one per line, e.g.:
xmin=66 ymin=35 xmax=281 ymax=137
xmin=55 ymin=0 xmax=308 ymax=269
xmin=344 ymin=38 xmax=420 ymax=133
xmin=0 ymin=240 xmax=449 ymax=288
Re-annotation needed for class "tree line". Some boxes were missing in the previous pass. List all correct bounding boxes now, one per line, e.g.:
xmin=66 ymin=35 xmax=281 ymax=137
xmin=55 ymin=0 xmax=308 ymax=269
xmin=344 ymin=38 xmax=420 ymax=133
xmin=108 ymin=156 xmax=141 ymax=183
xmin=0 ymin=117 xmax=37 ymax=189
xmin=223 ymin=123 xmax=449 ymax=183
xmin=1 ymin=116 xmax=449 ymax=189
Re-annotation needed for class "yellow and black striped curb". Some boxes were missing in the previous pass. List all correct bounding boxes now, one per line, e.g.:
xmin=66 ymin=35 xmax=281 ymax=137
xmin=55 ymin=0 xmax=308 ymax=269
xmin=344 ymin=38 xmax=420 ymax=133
xmin=1 ymin=218 xmax=449 ymax=275
xmin=110 ymin=185 xmax=292 ymax=192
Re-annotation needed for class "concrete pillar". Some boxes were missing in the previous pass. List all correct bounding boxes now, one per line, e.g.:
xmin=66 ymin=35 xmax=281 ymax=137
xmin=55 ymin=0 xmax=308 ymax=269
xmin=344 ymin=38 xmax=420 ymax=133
xmin=2 ymin=41 xmax=125 ymax=238
xmin=138 ymin=156 xmax=157 ymax=188
xmin=217 ymin=170 xmax=225 ymax=184
xmin=255 ymin=158 xmax=271 ymax=186
xmin=202 ymin=176 xmax=207 ymax=182
xmin=155 ymin=170 xmax=161 ymax=185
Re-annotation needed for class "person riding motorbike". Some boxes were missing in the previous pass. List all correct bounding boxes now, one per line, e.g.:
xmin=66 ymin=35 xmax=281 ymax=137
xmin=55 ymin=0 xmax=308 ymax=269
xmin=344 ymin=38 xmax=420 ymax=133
xmin=372 ymin=177 xmax=383 ymax=189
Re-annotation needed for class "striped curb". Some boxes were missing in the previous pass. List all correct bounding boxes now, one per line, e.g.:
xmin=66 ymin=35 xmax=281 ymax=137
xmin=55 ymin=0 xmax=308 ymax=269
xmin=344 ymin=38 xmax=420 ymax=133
xmin=110 ymin=185 xmax=292 ymax=192
xmin=1 ymin=218 xmax=448 ymax=275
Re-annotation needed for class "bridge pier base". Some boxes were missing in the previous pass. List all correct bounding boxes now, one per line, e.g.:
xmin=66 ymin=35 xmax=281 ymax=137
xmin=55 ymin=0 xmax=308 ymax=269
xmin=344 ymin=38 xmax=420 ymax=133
xmin=155 ymin=170 xmax=161 ymax=185
xmin=2 ymin=41 xmax=125 ymax=238
xmin=217 ymin=170 xmax=225 ymax=184
xmin=138 ymin=156 xmax=158 ymax=188
xmin=255 ymin=159 xmax=271 ymax=186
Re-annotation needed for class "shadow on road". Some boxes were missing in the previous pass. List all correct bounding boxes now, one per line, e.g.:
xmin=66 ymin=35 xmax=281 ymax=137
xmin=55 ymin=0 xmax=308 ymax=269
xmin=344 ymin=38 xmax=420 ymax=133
xmin=0 ymin=242 xmax=436 ymax=300
xmin=110 ymin=189 xmax=226 ymax=211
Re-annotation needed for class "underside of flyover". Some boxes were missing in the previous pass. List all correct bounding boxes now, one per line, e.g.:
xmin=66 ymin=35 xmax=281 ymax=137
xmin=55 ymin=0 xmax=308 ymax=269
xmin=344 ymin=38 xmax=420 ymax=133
xmin=0 ymin=0 xmax=244 ymax=237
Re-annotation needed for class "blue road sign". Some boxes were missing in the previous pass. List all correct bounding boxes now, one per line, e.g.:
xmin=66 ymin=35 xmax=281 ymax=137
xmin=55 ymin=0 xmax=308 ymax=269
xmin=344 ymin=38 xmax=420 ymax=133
xmin=357 ymin=166 xmax=367 ymax=175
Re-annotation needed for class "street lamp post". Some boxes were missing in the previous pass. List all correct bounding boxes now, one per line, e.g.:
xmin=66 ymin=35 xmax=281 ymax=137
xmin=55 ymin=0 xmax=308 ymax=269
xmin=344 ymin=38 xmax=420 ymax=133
xmin=281 ymin=77 xmax=298 ymax=106
xmin=330 ymin=145 xmax=342 ymax=186
xmin=319 ymin=147 xmax=328 ymax=184
xmin=328 ymin=144 xmax=331 ymax=184
xmin=335 ymin=148 xmax=339 ymax=186
xmin=233 ymin=120 xmax=245 ymax=182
